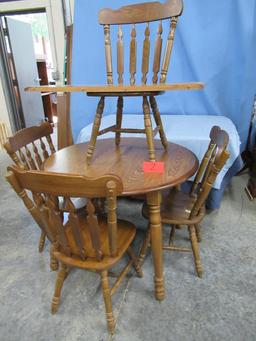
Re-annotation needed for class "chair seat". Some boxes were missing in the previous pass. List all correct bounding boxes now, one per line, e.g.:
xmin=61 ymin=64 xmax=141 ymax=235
xmin=142 ymin=188 xmax=205 ymax=225
xmin=54 ymin=213 xmax=136 ymax=270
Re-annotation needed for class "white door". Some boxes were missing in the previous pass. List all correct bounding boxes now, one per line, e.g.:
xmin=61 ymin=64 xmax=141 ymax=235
xmin=6 ymin=17 xmax=44 ymax=127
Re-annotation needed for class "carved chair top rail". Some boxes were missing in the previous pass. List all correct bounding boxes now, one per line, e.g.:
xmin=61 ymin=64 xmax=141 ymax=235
xmin=4 ymin=121 xmax=53 ymax=153
xmin=7 ymin=165 xmax=123 ymax=198
xmin=99 ymin=0 xmax=183 ymax=25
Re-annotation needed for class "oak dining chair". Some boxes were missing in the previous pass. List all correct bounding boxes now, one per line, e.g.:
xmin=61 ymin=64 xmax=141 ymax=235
xmin=7 ymin=165 xmax=143 ymax=334
xmin=4 ymin=122 xmax=56 ymax=253
xmin=141 ymin=127 xmax=230 ymax=277
xmin=85 ymin=0 xmax=199 ymax=164
xmin=25 ymin=0 xmax=204 ymax=165
xmin=4 ymin=122 xmax=85 ymax=268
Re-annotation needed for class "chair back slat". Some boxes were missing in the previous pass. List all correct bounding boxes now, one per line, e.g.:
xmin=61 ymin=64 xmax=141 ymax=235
xmin=130 ymin=25 xmax=137 ymax=85
xmin=200 ymin=129 xmax=229 ymax=191
xmin=160 ymin=17 xmax=178 ymax=84
xmin=46 ymin=135 xmax=56 ymax=154
xmin=99 ymin=0 xmax=183 ymax=86
xmin=44 ymin=196 xmax=71 ymax=254
xmin=40 ymin=138 xmax=49 ymax=160
xmin=152 ymin=21 xmax=163 ymax=84
xmin=117 ymin=25 xmax=124 ymax=85
xmin=189 ymin=130 xmax=230 ymax=218
xmin=25 ymin=145 xmax=37 ymax=170
xmin=190 ymin=150 xmax=230 ymax=218
xmin=86 ymin=199 xmax=103 ymax=260
xmin=4 ymin=122 xmax=55 ymax=170
xmin=8 ymin=165 xmax=123 ymax=262
xmin=32 ymin=142 xmax=43 ymax=169
xmin=199 ymin=147 xmax=217 ymax=191
xmin=141 ymin=24 xmax=150 ymax=84
xmin=18 ymin=149 xmax=29 ymax=169
xmin=69 ymin=209 xmax=87 ymax=260
xmin=190 ymin=126 xmax=221 ymax=195
xmin=104 ymin=24 xmax=113 ymax=85
xmin=190 ymin=144 xmax=216 ymax=196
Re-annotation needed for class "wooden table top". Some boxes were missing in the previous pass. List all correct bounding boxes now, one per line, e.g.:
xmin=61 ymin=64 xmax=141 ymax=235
xmin=44 ymin=138 xmax=198 ymax=196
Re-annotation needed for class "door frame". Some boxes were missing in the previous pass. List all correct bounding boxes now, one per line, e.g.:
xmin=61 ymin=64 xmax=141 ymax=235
xmin=0 ymin=0 xmax=66 ymax=132
xmin=0 ymin=0 xmax=65 ymax=84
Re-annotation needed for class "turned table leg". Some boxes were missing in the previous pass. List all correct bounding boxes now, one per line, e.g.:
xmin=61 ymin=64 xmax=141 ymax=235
xmin=146 ymin=190 xmax=165 ymax=300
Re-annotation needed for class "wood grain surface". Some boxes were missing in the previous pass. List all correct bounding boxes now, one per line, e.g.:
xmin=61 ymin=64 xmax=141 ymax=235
xmin=43 ymin=138 xmax=198 ymax=195
xmin=25 ymin=83 xmax=204 ymax=94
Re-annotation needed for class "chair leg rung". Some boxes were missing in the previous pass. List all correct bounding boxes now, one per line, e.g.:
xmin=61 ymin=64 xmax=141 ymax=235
xmin=38 ymin=231 xmax=46 ymax=253
xmin=110 ymin=260 xmax=133 ymax=296
xmin=163 ymin=245 xmax=191 ymax=252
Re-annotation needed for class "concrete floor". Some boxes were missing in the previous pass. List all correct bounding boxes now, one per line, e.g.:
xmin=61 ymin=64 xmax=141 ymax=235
xmin=0 ymin=150 xmax=256 ymax=341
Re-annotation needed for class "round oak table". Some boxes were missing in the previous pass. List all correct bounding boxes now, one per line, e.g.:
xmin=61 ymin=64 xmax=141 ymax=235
xmin=44 ymin=138 xmax=198 ymax=300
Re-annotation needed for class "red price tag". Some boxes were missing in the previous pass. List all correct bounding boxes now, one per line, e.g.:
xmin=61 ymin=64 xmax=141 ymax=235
xmin=143 ymin=161 xmax=164 ymax=173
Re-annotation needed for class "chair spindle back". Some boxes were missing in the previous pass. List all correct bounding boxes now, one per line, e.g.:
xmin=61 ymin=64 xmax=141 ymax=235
xmin=4 ymin=122 xmax=55 ymax=170
xmin=189 ymin=129 xmax=230 ymax=218
xmin=99 ymin=0 xmax=183 ymax=85
xmin=190 ymin=126 xmax=224 ymax=195
xmin=7 ymin=166 xmax=123 ymax=261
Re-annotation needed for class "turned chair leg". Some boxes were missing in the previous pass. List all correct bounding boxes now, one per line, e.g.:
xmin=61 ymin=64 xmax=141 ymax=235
xmin=139 ymin=225 xmax=151 ymax=265
xmin=50 ymin=244 xmax=59 ymax=271
xmin=149 ymin=95 xmax=168 ymax=149
xmin=195 ymin=224 xmax=202 ymax=242
xmin=51 ymin=263 xmax=68 ymax=314
xmin=86 ymin=96 xmax=105 ymax=165
xmin=168 ymin=225 xmax=176 ymax=245
xmin=115 ymin=96 xmax=123 ymax=146
xmin=100 ymin=270 xmax=115 ymax=334
xmin=143 ymin=96 xmax=156 ymax=161
xmin=127 ymin=247 xmax=143 ymax=277
xmin=38 ymin=231 xmax=46 ymax=253
xmin=188 ymin=225 xmax=203 ymax=278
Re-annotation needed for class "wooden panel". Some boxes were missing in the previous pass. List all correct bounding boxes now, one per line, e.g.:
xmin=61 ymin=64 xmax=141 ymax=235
xmin=25 ymin=82 xmax=204 ymax=93
xmin=99 ymin=0 xmax=183 ymax=25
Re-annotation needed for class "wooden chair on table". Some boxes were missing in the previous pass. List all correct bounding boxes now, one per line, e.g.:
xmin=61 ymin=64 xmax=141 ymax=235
xmin=141 ymin=127 xmax=230 ymax=278
xmin=7 ymin=166 xmax=143 ymax=334
xmin=86 ymin=0 xmax=192 ymax=164
xmin=4 ymin=122 xmax=84 ymax=266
